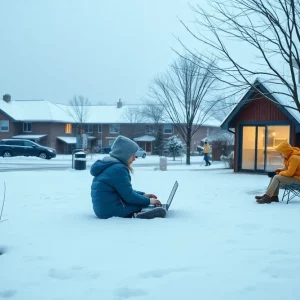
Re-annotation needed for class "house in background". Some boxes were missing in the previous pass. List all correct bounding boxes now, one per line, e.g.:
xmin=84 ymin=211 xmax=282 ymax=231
xmin=221 ymin=78 xmax=300 ymax=173
xmin=0 ymin=95 xmax=222 ymax=155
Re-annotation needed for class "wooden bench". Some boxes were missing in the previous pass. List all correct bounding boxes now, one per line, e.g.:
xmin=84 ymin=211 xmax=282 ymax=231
xmin=281 ymin=184 xmax=300 ymax=204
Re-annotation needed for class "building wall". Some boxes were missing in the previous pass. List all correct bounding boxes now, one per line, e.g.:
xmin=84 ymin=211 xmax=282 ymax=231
xmin=233 ymin=96 xmax=295 ymax=172
xmin=0 ymin=110 xmax=16 ymax=139
xmin=0 ymin=112 xmax=221 ymax=155
xmin=236 ymin=96 xmax=290 ymax=122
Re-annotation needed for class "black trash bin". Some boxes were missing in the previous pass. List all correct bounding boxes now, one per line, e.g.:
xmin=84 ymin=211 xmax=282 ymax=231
xmin=74 ymin=151 xmax=87 ymax=170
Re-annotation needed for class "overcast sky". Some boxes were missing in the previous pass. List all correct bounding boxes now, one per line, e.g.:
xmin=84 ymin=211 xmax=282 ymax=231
xmin=0 ymin=0 xmax=205 ymax=105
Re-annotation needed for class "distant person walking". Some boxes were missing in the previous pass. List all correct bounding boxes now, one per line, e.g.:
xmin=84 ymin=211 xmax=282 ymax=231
xmin=203 ymin=141 xmax=211 ymax=166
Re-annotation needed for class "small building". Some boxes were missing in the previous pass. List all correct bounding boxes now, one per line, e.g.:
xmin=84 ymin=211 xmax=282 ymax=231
xmin=221 ymin=78 xmax=300 ymax=173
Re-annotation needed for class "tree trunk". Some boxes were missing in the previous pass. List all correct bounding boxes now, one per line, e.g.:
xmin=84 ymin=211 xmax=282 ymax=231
xmin=186 ymin=130 xmax=192 ymax=165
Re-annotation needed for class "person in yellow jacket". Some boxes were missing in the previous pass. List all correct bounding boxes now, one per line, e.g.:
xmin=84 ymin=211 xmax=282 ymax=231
xmin=203 ymin=141 xmax=211 ymax=166
xmin=256 ymin=141 xmax=300 ymax=204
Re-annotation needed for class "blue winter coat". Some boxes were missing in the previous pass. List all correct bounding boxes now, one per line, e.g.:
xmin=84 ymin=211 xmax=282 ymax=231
xmin=90 ymin=157 xmax=150 ymax=219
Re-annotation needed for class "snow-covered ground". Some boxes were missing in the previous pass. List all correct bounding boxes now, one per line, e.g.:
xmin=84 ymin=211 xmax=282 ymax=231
xmin=1 ymin=165 xmax=300 ymax=300
xmin=0 ymin=154 xmax=225 ymax=170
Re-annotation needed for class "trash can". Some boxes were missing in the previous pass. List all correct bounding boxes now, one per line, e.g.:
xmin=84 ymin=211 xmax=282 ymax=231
xmin=74 ymin=151 xmax=87 ymax=170
xmin=159 ymin=157 xmax=167 ymax=171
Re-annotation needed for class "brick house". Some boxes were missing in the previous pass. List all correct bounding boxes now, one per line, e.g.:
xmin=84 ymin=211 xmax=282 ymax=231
xmin=221 ymin=78 xmax=300 ymax=173
xmin=0 ymin=94 xmax=222 ymax=155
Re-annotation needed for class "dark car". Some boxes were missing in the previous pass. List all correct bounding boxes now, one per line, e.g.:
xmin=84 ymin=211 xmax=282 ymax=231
xmin=99 ymin=146 xmax=112 ymax=154
xmin=0 ymin=139 xmax=56 ymax=159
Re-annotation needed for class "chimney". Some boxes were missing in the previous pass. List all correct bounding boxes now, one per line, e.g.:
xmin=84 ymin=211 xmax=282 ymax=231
xmin=3 ymin=94 xmax=11 ymax=103
xmin=117 ymin=98 xmax=122 ymax=108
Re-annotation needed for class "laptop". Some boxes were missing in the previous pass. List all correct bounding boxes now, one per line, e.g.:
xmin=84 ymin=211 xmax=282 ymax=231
xmin=141 ymin=181 xmax=178 ymax=212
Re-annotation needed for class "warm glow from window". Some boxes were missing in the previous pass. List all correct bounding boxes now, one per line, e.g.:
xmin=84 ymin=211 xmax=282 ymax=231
xmin=65 ymin=123 xmax=72 ymax=134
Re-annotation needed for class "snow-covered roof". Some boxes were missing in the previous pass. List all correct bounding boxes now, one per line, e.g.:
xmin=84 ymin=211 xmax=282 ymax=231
xmin=56 ymin=136 xmax=76 ymax=144
xmin=0 ymin=99 xmax=221 ymax=126
xmin=256 ymin=78 xmax=300 ymax=123
xmin=221 ymin=78 xmax=300 ymax=130
xmin=134 ymin=135 xmax=156 ymax=142
xmin=12 ymin=134 xmax=47 ymax=140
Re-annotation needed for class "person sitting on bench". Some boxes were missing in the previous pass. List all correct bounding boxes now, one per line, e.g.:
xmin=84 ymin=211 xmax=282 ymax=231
xmin=256 ymin=141 xmax=300 ymax=204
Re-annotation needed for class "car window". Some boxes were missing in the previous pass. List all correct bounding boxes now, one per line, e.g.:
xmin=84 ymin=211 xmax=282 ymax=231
xmin=6 ymin=140 xmax=24 ymax=146
xmin=24 ymin=141 xmax=35 ymax=147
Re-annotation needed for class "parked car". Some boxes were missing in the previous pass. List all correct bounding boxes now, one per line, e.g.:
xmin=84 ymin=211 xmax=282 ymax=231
xmin=0 ymin=139 xmax=56 ymax=159
xmin=135 ymin=147 xmax=146 ymax=158
xmin=99 ymin=146 xmax=112 ymax=154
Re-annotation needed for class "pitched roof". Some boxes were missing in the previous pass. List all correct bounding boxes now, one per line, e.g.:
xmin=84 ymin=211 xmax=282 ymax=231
xmin=0 ymin=98 xmax=221 ymax=126
xmin=221 ymin=78 xmax=300 ymax=132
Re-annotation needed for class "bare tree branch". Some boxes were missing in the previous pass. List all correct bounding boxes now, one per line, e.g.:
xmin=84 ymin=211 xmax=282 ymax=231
xmin=68 ymin=95 xmax=90 ymax=133
xmin=180 ymin=0 xmax=300 ymax=112
xmin=149 ymin=54 xmax=217 ymax=165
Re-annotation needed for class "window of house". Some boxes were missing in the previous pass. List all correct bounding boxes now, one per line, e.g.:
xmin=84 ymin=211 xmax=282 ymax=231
xmin=206 ymin=127 xmax=210 ymax=136
xmin=109 ymin=124 xmax=120 ymax=134
xmin=65 ymin=123 xmax=72 ymax=134
xmin=23 ymin=122 xmax=32 ymax=132
xmin=97 ymin=140 xmax=102 ymax=149
xmin=163 ymin=124 xmax=173 ymax=134
xmin=86 ymin=124 xmax=93 ymax=133
xmin=145 ymin=125 xmax=153 ymax=134
xmin=0 ymin=120 xmax=9 ymax=132
xmin=108 ymin=139 xmax=115 ymax=146
xmin=98 ymin=124 xmax=102 ymax=133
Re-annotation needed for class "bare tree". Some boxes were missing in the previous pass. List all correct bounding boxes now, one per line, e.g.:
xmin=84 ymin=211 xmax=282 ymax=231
xmin=121 ymin=106 xmax=146 ymax=138
xmin=150 ymin=54 xmax=217 ymax=165
xmin=180 ymin=0 xmax=300 ymax=112
xmin=68 ymin=95 xmax=90 ymax=133
xmin=140 ymin=99 xmax=166 ymax=155
xmin=211 ymin=96 xmax=237 ymax=122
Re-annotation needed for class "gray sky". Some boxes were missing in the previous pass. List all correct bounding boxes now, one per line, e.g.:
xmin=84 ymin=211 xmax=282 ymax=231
xmin=0 ymin=0 xmax=202 ymax=105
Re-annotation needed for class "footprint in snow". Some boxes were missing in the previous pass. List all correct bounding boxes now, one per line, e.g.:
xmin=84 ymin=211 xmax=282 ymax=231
xmin=115 ymin=287 xmax=148 ymax=299
xmin=0 ymin=290 xmax=17 ymax=298
xmin=140 ymin=266 xmax=193 ymax=278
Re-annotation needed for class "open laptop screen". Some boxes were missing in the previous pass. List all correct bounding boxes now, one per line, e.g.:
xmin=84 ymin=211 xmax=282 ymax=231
xmin=166 ymin=181 xmax=178 ymax=210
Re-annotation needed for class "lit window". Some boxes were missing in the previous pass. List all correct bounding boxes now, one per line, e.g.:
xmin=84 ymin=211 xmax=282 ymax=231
xmin=163 ymin=124 xmax=173 ymax=134
xmin=109 ymin=124 xmax=120 ymax=134
xmin=23 ymin=122 xmax=32 ymax=132
xmin=0 ymin=120 xmax=9 ymax=132
xmin=65 ymin=123 xmax=72 ymax=134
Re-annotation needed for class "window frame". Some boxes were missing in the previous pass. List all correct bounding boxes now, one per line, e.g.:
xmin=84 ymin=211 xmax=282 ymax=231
xmin=163 ymin=124 xmax=173 ymax=134
xmin=86 ymin=124 xmax=93 ymax=134
xmin=0 ymin=120 xmax=9 ymax=132
xmin=145 ymin=125 xmax=153 ymax=134
xmin=109 ymin=124 xmax=120 ymax=134
xmin=23 ymin=122 xmax=32 ymax=132
xmin=65 ymin=123 xmax=72 ymax=134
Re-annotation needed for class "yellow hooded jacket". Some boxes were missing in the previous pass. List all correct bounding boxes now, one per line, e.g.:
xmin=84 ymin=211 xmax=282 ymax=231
xmin=275 ymin=141 xmax=300 ymax=180
xmin=204 ymin=143 xmax=211 ymax=154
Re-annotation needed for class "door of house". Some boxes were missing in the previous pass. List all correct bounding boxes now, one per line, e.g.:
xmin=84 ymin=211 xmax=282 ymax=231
xmin=240 ymin=125 xmax=290 ymax=172
xmin=145 ymin=142 xmax=151 ymax=152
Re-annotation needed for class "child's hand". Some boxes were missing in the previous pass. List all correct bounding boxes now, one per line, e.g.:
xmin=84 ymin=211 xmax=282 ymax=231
xmin=144 ymin=193 xmax=157 ymax=199
xmin=150 ymin=199 xmax=162 ymax=206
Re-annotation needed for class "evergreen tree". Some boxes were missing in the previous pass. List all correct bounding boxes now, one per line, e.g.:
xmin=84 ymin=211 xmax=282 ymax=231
xmin=153 ymin=127 xmax=164 ymax=156
xmin=165 ymin=135 xmax=183 ymax=161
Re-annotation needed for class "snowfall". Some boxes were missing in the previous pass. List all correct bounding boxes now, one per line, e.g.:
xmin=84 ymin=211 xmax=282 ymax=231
xmin=0 ymin=155 xmax=300 ymax=300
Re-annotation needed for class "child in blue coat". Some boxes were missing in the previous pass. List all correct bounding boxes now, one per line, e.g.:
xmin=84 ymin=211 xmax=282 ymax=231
xmin=90 ymin=135 xmax=166 ymax=219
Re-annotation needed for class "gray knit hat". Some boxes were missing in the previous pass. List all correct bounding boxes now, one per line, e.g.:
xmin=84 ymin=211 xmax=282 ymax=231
xmin=109 ymin=135 xmax=139 ymax=164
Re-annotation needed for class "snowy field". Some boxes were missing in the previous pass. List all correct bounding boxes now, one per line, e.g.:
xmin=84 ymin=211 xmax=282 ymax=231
xmin=1 ymin=165 xmax=300 ymax=300
xmin=0 ymin=153 xmax=220 ymax=167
